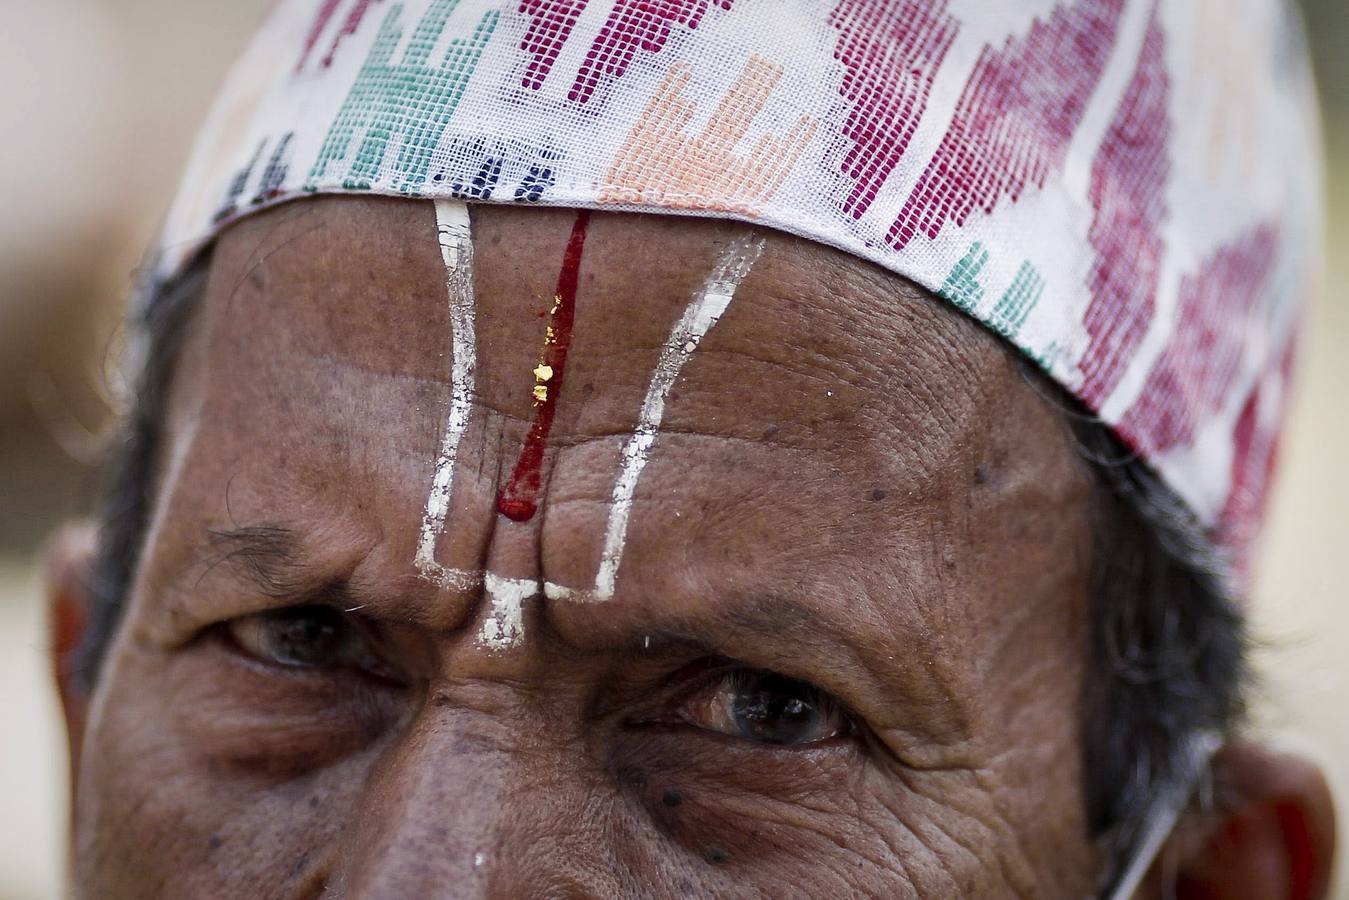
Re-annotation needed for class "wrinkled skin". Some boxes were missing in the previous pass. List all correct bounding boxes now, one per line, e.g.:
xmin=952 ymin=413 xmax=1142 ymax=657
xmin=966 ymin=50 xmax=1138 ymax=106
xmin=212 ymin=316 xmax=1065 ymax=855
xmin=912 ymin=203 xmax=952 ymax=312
xmin=54 ymin=197 xmax=1334 ymax=898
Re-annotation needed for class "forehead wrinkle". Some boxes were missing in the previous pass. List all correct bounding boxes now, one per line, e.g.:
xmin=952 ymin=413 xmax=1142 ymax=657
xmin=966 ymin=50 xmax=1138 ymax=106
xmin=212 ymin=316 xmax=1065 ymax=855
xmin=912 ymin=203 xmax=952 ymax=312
xmin=666 ymin=335 xmax=987 ymax=466
xmin=695 ymin=242 xmax=1014 ymax=474
xmin=740 ymin=232 xmax=989 ymax=375
xmin=282 ymin=348 xmax=458 ymax=394
xmin=190 ymin=348 xmax=458 ymax=511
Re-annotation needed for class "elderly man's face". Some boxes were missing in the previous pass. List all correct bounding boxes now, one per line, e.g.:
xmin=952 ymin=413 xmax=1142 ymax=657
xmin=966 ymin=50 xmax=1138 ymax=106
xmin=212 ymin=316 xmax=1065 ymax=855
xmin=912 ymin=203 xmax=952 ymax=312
xmin=71 ymin=196 xmax=1104 ymax=895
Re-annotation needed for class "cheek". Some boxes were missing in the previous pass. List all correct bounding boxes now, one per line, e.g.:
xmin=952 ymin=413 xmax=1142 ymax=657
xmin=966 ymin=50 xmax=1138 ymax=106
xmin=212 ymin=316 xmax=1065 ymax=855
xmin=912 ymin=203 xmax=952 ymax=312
xmin=604 ymin=732 xmax=953 ymax=896
xmin=73 ymin=639 xmax=392 ymax=897
xmin=166 ymin=637 xmax=404 ymax=778
xmin=604 ymin=731 xmax=1098 ymax=897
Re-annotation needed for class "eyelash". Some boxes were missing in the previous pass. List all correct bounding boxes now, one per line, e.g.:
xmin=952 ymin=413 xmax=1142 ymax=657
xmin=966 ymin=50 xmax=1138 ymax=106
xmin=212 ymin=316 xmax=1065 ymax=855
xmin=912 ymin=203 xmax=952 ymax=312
xmin=218 ymin=605 xmax=404 ymax=686
xmin=220 ymin=607 xmax=857 ymax=747
xmin=636 ymin=663 xmax=858 ymax=747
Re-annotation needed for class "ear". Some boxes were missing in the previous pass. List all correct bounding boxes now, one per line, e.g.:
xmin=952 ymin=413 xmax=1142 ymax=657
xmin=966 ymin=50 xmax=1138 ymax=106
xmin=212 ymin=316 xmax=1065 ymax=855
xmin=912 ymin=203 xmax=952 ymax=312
xmin=1142 ymin=741 xmax=1337 ymax=900
xmin=44 ymin=522 xmax=98 ymax=789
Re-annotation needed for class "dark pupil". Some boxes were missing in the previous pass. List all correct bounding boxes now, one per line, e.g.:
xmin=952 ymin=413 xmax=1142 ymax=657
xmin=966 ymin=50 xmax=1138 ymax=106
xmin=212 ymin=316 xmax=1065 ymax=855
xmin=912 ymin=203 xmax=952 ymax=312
xmin=262 ymin=607 xmax=343 ymax=667
xmin=730 ymin=674 xmax=823 ymax=745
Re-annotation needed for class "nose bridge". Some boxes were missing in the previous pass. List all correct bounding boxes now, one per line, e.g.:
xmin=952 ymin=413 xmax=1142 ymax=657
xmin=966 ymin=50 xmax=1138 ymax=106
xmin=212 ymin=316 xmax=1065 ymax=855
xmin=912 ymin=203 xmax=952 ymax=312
xmin=338 ymin=697 xmax=514 ymax=899
xmin=336 ymin=685 xmax=647 ymax=900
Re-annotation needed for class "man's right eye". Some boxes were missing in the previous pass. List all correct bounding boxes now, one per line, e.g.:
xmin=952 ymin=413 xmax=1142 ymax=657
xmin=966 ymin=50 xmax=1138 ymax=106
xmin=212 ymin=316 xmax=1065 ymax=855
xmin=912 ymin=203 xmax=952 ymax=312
xmin=225 ymin=606 xmax=394 ymax=678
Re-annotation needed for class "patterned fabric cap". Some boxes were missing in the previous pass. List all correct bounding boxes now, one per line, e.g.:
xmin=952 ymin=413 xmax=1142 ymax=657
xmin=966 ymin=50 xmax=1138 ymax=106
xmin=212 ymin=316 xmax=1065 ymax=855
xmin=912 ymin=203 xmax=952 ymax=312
xmin=151 ymin=0 xmax=1323 ymax=583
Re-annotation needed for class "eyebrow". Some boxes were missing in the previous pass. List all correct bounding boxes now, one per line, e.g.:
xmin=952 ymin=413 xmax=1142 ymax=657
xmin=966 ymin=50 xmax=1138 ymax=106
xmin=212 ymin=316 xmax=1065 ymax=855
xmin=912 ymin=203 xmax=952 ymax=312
xmin=201 ymin=524 xmax=385 ymax=616
xmin=203 ymin=524 xmax=325 ymax=601
xmin=201 ymin=525 xmax=837 ymax=647
xmin=197 ymin=525 xmax=963 ymax=729
xmin=676 ymin=597 xmax=878 ymax=688
xmin=205 ymin=525 xmax=855 ymax=643
xmin=723 ymin=594 xmax=822 ymax=635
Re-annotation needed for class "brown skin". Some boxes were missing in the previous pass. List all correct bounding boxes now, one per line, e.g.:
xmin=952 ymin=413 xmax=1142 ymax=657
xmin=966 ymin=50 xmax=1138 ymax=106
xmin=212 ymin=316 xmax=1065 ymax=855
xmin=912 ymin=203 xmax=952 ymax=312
xmin=47 ymin=197 xmax=1333 ymax=897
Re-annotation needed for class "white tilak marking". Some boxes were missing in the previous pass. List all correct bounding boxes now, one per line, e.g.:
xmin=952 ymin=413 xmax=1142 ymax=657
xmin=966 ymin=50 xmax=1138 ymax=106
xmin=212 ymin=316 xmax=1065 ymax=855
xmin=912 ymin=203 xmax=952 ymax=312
xmin=543 ymin=581 xmax=575 ymax=601
xmin=590 ymin=235 xmax=767 ymax=601
xmin=479 ymin=574 xmax=538 ymax=650
xmin=415 ymin=201 xmax=480 ymax=592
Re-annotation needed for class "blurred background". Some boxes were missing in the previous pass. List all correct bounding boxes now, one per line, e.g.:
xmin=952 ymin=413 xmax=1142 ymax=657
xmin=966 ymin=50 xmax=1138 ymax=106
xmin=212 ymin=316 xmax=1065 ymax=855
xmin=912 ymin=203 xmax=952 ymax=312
xmin=0 ymin=2 xmax=1345 ymax=896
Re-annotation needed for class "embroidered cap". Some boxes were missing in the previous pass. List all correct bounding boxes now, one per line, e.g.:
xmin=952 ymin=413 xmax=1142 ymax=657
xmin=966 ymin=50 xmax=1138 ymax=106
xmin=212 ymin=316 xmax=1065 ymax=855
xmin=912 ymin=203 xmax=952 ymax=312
xmin=148 ymin=0 xmax=1323 ymax=581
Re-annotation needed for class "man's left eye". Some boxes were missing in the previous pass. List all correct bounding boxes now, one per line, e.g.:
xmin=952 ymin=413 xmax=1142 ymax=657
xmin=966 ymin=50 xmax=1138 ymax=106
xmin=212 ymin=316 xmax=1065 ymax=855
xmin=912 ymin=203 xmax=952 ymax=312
xmin=226 ymin=605 xmax=391 ymax=677
xmin=677 ymin=669 xmax=852 ymax=746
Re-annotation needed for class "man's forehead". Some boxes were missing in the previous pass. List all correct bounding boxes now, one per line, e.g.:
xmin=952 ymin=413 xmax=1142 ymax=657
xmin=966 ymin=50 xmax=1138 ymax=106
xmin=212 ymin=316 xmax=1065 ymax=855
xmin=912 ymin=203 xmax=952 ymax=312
xmin=166 ymin=193 xmax=1089 ymax=613
xmin=199 ymin=195 xmax=1023 ymax=462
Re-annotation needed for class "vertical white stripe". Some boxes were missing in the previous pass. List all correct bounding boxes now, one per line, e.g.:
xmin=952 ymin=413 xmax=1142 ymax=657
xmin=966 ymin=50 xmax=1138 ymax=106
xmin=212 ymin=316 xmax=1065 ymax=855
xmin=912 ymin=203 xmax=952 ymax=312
xmin=415 ymin=200 xmax=479 ymax=591
xmin=592 ymin=234 xmax=767 ymax=600
xmin=543 ymin=581 xmax=576 ymax=601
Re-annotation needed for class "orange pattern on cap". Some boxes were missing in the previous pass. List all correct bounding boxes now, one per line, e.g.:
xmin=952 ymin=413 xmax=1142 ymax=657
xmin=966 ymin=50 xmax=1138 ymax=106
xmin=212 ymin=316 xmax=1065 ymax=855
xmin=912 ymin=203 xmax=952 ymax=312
xmin=600 ymin=56 xmax=816 ymax=216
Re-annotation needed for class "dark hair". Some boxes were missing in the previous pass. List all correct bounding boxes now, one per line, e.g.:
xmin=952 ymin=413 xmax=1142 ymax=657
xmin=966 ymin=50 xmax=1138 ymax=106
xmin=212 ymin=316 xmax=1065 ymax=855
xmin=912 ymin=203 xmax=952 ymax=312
xmin=75 ymin=257 xmax=1247 ymax=861
xmin=76 ymin=259 xmax=207 ymax=693
xmin=1065 ymin=383 xmax=1247 ymax=857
